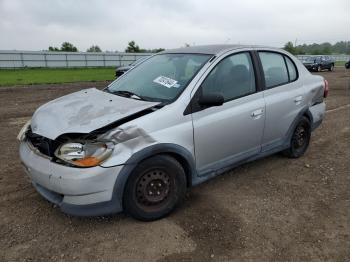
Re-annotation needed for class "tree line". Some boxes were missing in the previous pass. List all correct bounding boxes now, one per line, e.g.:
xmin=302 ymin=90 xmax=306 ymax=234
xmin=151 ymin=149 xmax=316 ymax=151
xmin=47 ymin=41 xmax=164 ymax=53
xmin=49 ymin=40 xmax=350 ymax=55
xmin=283 ymin=41 xmax=350 ymax=55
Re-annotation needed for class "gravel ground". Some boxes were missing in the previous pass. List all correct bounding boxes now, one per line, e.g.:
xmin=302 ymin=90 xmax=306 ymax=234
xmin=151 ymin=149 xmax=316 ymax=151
xmin=0 ymin=69 xmax=349 ymax=262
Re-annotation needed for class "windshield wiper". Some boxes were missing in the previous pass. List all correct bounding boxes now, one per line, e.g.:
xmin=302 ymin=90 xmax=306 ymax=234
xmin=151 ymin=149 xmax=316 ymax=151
xmin=109 ymin=90 xmax=148 ymax=101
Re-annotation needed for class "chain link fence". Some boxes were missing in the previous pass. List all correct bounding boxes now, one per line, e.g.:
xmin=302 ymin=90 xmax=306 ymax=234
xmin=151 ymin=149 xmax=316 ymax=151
xmin=297 ymin=54 xmax=350 ymax=62
xmin=1 ymin=50 xmax=349 ymax=69
xmin=0 ymin=50 xmax=151 ymax=68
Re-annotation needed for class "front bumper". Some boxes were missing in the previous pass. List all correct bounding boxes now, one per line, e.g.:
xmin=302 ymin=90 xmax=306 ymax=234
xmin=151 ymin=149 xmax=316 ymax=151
xmin=19 ymin=141 xmax=124 ymax=216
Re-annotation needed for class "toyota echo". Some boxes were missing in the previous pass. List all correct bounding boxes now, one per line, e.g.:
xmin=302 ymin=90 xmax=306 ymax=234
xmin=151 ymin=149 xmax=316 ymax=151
xmin=18 ymin=45 xmax=327 ymax=221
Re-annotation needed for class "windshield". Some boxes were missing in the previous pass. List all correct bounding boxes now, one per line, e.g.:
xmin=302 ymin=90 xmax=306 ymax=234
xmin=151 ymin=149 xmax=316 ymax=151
xmin=130 ymin=56 xmax=149 ymax=66
xmin=314 ymin=57 xmax=322 ymax=62
xmin=107 ymin=53 xmax=211 ymax=102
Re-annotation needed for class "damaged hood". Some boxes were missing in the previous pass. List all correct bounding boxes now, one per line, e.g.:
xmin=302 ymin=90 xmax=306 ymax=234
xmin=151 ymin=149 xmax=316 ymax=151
xmin=31 ymin=88 xmax=160 ymax=140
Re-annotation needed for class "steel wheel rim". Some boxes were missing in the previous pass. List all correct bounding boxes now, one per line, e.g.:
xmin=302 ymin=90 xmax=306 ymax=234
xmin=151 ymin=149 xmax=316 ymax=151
xmin=135 ymin=169 xmax=171 ymax=208
xmin=293 ymin=125 xmax=307 ymax=149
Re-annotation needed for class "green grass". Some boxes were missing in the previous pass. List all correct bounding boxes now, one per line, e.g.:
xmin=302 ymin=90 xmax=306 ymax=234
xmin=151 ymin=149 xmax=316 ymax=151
xmin=0 ymin=67 xmax=116 ymax=86
xmin=335 ymin=61 xmax=347 ymax=66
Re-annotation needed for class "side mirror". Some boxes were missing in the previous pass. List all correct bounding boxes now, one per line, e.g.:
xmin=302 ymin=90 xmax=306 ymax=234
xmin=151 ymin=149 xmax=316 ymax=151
xmin=198 ymin=93 xmax=224 ymax=107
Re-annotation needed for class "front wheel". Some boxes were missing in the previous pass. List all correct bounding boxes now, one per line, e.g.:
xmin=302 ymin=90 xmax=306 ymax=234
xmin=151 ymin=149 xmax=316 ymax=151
xmin=282 ymin=116 xmax=311 ymax=158
xmin=123 ymin=155 xmax=187 ymax=221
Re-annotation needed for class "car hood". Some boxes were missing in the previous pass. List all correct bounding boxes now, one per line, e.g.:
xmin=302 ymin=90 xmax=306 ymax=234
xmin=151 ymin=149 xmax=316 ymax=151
xmin=30 ymin=88 xmax=160 ymax=140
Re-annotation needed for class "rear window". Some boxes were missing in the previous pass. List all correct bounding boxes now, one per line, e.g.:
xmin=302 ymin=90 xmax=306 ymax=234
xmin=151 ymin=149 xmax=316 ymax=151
xmin=285 ymin=56 xmax=297 ymax=81
xmin=259 ymin=52 xmax=289 ymax=88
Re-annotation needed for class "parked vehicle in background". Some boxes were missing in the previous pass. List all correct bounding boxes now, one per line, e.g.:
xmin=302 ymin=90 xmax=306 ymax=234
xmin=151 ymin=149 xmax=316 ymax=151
xmin=345 ymin=60 xmax=350 ymax=69
xmin=19 ymin=45 xmax=327 ymax=221
xmin=302 ymin=56 xmax=335 ymax=72
xmin=115 ymin=56 xmax=150 ymax=77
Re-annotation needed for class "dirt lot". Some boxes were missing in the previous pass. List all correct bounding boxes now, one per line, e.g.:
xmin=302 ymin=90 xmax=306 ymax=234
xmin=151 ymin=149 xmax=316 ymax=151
xmin=0 ymin=69 xmax=350 ymax=262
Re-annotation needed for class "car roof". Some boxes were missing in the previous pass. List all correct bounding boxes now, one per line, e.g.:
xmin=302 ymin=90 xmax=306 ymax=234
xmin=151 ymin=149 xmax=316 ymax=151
xmin=162 ymin=44 xmax=275 ymax=55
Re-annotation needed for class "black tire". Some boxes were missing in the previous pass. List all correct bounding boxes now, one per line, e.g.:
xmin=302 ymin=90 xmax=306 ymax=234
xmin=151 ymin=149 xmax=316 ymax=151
xmin=123 ymin=155 xmax=187 ymax=221
xmin=328 ymin=64 xmax=334 ymax=72
xmin=282 ymin=116 xmax=311 ymax=158
xmin=317 ymin=65 xmax=322 ymax=72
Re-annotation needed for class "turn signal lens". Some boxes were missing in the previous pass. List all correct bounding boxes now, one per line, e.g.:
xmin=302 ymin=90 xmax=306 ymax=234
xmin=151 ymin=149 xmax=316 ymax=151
xmin=73 ymin=157 xmax=101 ymax=167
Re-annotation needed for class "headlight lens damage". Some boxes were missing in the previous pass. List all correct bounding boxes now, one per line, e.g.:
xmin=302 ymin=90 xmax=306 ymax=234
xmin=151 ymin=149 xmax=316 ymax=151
xmin=54 ymin=142 xmax=114 ymax=167
xmin=17 ymin=119 xmax=31 ymax=141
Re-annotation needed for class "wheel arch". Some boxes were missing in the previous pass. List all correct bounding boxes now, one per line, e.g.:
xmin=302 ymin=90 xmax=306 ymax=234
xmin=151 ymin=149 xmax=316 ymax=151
xmin=302 ymin=110 xmax=313 ymax=124
xmin=283 ymin=107 xmax=313 ymax=147
xmin=112 ymin=143 xmax=197 ymax=210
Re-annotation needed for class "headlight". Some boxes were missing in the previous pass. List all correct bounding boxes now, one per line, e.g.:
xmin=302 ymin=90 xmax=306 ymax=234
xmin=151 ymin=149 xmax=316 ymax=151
xmin=17 ymin=119 xmax=31 ymax=141
xmin=54 ymin=141 xmax=114 ymax=167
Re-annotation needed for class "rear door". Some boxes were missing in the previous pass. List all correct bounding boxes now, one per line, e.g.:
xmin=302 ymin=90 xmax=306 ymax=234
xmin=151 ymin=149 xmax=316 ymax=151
xmin=257 ymin=51 xmax=304 ymax=151
xmin=190 ymin=51 xmax=265 ymax=174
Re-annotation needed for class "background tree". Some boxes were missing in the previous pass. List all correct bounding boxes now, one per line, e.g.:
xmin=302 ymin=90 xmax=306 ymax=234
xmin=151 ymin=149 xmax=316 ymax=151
xmin=48 ymin=46 xmax=60 ymax=51
xmin=60 ymin=42 xmax=78 ymax=52
xmin=150 ymin=48 xmax=165 ymax=53
xmin=321 ymin=43 xmax=332 ymax=55
xmin=283 ymin=41 xmax=296 ymax=55
xmin=283 ymin=40 xmax=350 ymax=55
xmin=87 ymin=45 xmax=102 ymax=52
xmin=125 ymin=41 xmax=141 ymax=53
xmin=125 ymin=41 xmax=164 ymax=53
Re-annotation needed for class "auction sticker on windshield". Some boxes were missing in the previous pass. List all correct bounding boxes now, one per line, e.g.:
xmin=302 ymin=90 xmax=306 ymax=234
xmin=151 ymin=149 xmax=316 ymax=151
xmin=153 ymin=76 xmax=178 ymax=88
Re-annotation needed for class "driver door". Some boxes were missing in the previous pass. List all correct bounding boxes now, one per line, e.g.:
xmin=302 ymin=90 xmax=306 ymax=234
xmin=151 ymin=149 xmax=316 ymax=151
xmin=190 ymin=52 xmax=265 ymax=174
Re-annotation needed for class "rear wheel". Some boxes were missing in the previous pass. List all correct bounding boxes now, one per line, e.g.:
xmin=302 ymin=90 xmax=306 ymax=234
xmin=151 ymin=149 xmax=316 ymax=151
xmin=123 ymin=155 xmax=187 ymax=221
xmin=283 ymin=116 xmax=311 ymax=158
xmin=329 ymin=64 xmax=334 ymax=71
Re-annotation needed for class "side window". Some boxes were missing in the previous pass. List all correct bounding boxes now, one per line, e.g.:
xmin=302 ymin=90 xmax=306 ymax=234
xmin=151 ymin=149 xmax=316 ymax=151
xmin=201 ymin=52 xmax=256 ymax=102
xmin=285 ymin=56 xmax=298 ymax=81
xmin=259 ymin=52 xmax=289 ymax=88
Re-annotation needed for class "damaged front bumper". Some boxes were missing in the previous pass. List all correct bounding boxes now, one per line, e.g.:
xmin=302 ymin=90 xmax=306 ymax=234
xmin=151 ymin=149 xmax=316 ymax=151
xmin=19 ymin=140 xmax=124 ymax=216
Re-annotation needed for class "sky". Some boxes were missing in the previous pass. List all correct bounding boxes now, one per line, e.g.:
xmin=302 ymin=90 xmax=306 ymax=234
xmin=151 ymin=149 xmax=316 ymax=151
xmin=0 ymin=0 xmax=349 ymax=52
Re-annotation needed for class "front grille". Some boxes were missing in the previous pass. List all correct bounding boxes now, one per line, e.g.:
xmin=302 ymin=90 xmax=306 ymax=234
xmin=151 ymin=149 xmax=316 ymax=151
xmin=26 ymin=128 xmax=59 ymax=157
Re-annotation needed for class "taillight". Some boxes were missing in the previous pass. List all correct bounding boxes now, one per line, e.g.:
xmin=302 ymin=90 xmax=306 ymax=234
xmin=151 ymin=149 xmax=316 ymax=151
xmin=323 ymin=79 xmax=329 ymax=98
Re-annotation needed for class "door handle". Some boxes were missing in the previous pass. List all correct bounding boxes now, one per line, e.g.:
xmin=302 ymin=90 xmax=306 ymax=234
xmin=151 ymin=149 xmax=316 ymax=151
xmin=294 ymin=96 xmax=303 ymax=105
xmin=251 ymin=108 xmax=264 ymax=118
